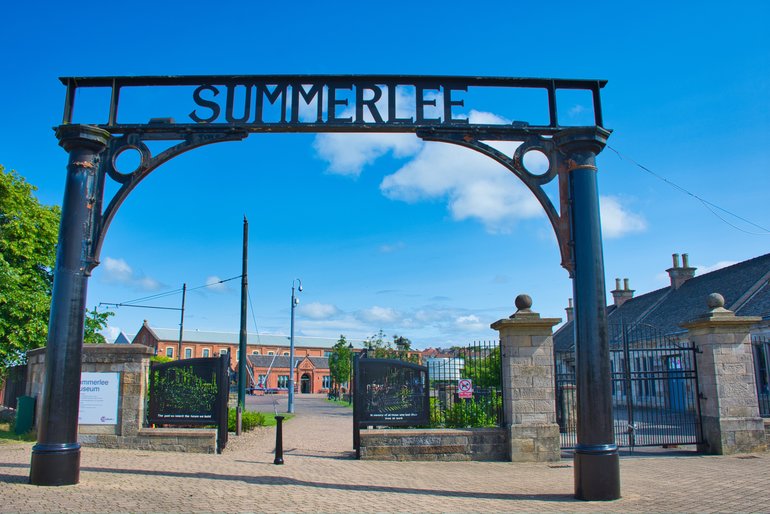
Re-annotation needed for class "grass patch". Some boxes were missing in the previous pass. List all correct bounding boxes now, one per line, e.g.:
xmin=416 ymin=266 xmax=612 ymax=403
xmin=326 ymin=397 xmax=353 ymax=408
xmin=0 ymin=421 xmax=36 ymax=443
xmin=259 ymin=413 xmax=294 ymax=427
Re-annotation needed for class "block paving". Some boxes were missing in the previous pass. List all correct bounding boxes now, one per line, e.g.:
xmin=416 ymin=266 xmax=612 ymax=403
xmin=1 ymin=395 xmax=769 ymax=513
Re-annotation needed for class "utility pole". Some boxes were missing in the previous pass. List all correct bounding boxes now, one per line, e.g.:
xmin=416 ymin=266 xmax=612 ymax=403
xmin=237 ymin=217 xmax=249 ymax=433
xmin=177 ymin=283 xmax=186 ymax=360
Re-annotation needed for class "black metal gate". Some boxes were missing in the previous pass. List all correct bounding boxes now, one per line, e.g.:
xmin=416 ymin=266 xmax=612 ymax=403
xmin=556 ymin=323 xmax=703 ymax=449
xmin=751 ymin=335 xmax=770 ymax=417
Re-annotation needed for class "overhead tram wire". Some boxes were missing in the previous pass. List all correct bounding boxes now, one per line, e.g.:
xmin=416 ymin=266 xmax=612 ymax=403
xmin=247 ymin=287 xmax=262 ymax=345
xmin=100 ymin=275 xmax=242 ymax=310
xmin=607 ymin=145 xmax=770 ymax=236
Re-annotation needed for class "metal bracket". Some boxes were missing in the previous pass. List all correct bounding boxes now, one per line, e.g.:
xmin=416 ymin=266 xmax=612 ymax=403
xmin=416 ymin=128 xmax=575 ymax=276
xmin=84 ymin=129 xmax=248 ymax=273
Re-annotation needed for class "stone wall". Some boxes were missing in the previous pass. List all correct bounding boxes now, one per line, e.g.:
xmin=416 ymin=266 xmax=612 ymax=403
xmin=359 ymin=428 xmax=507 ymax=461
xmin=26 ymin=344 xmax=217 ymax=453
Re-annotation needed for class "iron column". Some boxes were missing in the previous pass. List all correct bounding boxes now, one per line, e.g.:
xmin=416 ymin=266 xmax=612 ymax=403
xmin=557 ymin=127 xmax=620 ymax=501
xmin=288 ymin=279 xmax=301 ymax=413
xmin=30 ymin=125 xmax=110 ymax=486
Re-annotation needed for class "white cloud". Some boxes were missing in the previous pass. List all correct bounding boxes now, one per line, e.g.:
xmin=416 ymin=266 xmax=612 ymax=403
xmin=695 ymin=260 xmax=737 ymax=275
xmin=102 ymin=257 xmax=133 ymax=283
xmin=357 ymin=305 xmax=401 ymax=324
xmin=300 ymin=302 xmax=340 ymax=320
xmin=100 ymin=257 xmax=162 ymax=291
xmin=455 ymin=314 xmax=485 ymax=331
xmin=313 ymin=86 xmax=422 ymax=176
xmin=103 ymin=325 xmax=121 ymax=343
xmin=600 ymin=196 xmax=647 ymax=239
xmin=313 ymin=133 xmax=422 ymax=176
xmin=379 ymin=242 xmax=405 ymax=253
xmin=380 ymin=139 xmax=543 ymax=232
xmin=205 ymin=275 xmax=229 ymax=293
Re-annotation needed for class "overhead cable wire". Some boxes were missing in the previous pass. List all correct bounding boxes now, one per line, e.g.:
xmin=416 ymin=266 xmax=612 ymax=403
xmin=607 ymin=145 xmax=770 ymax=236
xmin=247 ymin=287 xmax=262 ymax=345
xmin=103 ymin=274 xmax=242 ymax=309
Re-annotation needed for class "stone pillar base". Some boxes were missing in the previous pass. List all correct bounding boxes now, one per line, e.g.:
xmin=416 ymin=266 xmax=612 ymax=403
xmin=698 ymin=416 xmax=767 ymax=455
xmin=508 ymin=423 xmax=561 ymax=462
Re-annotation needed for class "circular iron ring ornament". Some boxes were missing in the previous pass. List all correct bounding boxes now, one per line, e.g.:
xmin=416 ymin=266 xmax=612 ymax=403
xmin=512 ymin=137 xmax=557 ymax=184
xmin=106 ymin=135 xmax=152 ymax=183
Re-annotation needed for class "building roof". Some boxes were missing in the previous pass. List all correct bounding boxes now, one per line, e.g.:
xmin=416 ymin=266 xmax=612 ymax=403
xmin=138 ymin=325 xmax=364 ymax=349
xmin=247 ymin=355 xmax=330 ymax=369
xmin=554 ymin=252 xmax=770 ymax=352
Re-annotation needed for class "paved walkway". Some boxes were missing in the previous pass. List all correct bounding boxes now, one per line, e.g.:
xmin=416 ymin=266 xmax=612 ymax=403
xmin=1 ymin=395 xmax=769 ymax=513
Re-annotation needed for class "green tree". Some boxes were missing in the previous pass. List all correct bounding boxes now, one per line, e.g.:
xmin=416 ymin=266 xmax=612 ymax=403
xmin=363 ymin=329 xmax=391 ymax=357
xmin=84 ymin=306 xmax=115 ymax=344
xmin=0 ymin=166 xmax=60 ymax=371
xmin=328 ymin=335 xmax=352 ymax=391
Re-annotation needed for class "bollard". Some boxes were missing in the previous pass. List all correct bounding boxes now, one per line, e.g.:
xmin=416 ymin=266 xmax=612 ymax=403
xmin=236 ymin=405 xmax=242 ymax=436
xmin=274 ymin=415 xmax=284 ymax=465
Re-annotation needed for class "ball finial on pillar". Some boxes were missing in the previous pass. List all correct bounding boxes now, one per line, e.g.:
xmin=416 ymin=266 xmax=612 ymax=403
xmin=515 ymin=294 xmax=533 ymax=312
xmin=707 ymin=292 xmax=725 ymax=310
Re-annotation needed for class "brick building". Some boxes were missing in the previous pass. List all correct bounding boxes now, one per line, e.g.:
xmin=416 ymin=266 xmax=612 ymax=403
xmin=131 ymin=322 xmax=362 ymax=394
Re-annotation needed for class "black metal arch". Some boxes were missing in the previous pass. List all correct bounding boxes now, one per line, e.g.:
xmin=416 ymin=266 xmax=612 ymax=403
xmin=31 ymin=75 xmax=620 ymax=501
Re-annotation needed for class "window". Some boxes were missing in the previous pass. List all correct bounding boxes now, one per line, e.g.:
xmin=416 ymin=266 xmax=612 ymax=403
xmin=322 ymin=376 xmax=331 ymax=388
xmin=268 ymin=351 xmax=274 ymax=356
xmin=166 ymin=347 xmax=173 ymax=358
xmin=202 ymin=349 xmax=210 ymax=357
xmin=277 ymin=375 xmax=289 ymax=388
xmin=236 ymin=351 xmax=240 ymax=361
xmin=324 ymin=351 xmax=332 ymax=357
xmin=219 ymin=349 xmax=228 ymax=355
xmin=184 ymin=348 xmax=192 ymax=359
xmin=252 ymin=350 xmax=259 ymax=355
xmin=283 ymin=352 xmax=289 ymax=356
xmin=258 ymin=375 xmax=266 ymax=387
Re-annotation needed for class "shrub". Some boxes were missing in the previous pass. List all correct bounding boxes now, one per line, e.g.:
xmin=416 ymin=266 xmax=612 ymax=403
xmin=227 ymin=408 xmax=266 ymax=432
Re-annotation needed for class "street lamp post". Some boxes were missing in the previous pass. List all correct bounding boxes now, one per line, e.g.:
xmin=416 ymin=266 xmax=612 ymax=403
xmin=288 ymin=278 xmax=302 ymax=414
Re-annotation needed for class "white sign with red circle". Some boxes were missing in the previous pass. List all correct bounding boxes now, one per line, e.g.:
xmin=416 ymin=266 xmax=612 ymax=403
xmin=458 ymin=378 xmax=473 ymax=399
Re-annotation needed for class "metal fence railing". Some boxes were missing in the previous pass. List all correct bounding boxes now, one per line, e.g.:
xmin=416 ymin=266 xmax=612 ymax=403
xmin=1 ymin=365 xmax=27 ymax=409
xmin=556 ymin=323 xmax=703 ymax=449
xmin=424 ymin=340 xmax=503 ymax=428
xmin=752 ymin=336 xmax=770 ymax=418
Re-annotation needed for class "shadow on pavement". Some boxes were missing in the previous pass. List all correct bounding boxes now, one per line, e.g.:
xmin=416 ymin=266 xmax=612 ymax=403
xmin=3 ymin=464 xmax=577 ymax=503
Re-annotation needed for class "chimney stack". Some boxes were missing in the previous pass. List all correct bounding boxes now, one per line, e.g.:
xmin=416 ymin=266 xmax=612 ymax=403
xmin=611 ymin=277 xmax=635 ymax=307
xmin=667 ymin=252 xmax=696 ymax=290
xmin=565 ymin=298 xmax=574 ymax=323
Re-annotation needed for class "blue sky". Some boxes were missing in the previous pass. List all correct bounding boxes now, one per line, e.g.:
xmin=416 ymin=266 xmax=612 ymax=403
xmin=1 ymin=1 xmax=768 ymax=348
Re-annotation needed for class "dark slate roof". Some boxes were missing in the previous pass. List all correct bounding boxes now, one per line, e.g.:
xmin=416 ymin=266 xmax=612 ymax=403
xmin=247 ymin=355 xmax=295 ymax=369
xmin=554 ymin=252 xmax=770 ymax=351
xmin=247 ymin=355 xmax=330 ymax=369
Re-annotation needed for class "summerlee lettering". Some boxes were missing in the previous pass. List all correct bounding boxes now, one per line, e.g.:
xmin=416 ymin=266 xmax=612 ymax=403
xmin=189 ymin=81 xmax=469 ymax=126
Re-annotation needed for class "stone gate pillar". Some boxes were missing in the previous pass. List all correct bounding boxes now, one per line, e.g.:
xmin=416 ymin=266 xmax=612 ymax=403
xmin=491 ymin=295 xmax=561 ymax=462
xmin=681 ymin=293 xmax=766 ymax=455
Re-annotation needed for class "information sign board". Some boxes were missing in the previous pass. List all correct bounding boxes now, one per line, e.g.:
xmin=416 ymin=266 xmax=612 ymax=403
xmin=79 ymin=372 xmax=120 ymax=425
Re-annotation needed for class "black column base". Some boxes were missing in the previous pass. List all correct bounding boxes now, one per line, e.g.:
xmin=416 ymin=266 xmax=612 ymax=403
xmin=29 ymin=443 xmax=81 ymax=486
xmin=574 ymin=444 xmax=620 ymax=501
